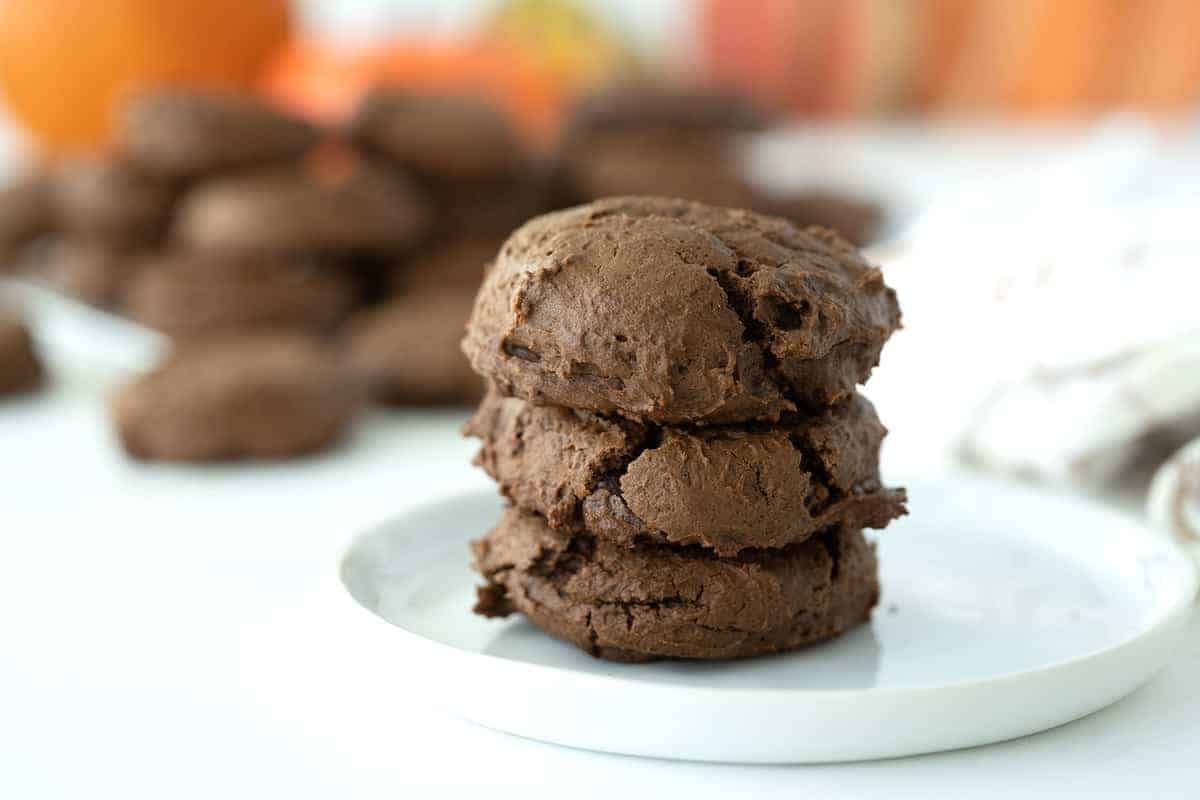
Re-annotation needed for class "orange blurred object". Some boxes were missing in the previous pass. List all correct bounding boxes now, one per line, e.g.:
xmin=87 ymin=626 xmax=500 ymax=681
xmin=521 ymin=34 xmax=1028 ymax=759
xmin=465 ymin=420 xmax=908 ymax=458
xmin=701 ymin=0 xmax=1200 ymax=116
xmin=264 ymin=37 xmax=565 ymax=141
xmin=0 ymin=0 xmax=291 ymax=154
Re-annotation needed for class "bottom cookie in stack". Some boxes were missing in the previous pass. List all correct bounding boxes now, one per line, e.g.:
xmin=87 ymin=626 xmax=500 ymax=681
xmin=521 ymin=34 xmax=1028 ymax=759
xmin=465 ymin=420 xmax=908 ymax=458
xmin=473 ymin=507 xmax=879 ymax=663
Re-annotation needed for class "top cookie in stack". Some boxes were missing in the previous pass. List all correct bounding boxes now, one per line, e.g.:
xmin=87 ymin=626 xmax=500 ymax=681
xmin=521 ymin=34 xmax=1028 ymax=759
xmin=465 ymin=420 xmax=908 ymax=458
xmin=464 ymin=196 xmax=905 ymax=662
xmin=463 ymin=196 xmax=900 ymax=422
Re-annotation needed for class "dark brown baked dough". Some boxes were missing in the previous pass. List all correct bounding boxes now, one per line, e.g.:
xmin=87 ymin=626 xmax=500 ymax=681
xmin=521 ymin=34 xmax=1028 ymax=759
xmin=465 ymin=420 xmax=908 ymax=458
xmin=0 ymin=173 xmax=54 ymax=267
xmin=560 ymin=85 xmax=772 ymax=144
xmin=0 ymin=314 xmax=43 ymax=395
xmin=391 ymin=237 xmax=500 ymax=294
xmin=466 ymin=390 xmax=905 ymax=555
xmin=172 ymin=160 xmax=431 ymax=254
xmin=118 ymin=90 xmax=318 ymax=178
xmin=344 ymin=288 xmax=483 ymax=406
xmin=463 ymin=196 xmax=901 ymax=424
xmin=473 ymin=507 xmax=879 ymax=661
xmin=349 ymin=90 xmax=523 ymax=181
xmin=53 ymin=159 xmax=173 ymax=246
xmin=560 ymin=130 xmax=755 ymax=209
xmin=425 ymin=171 xmax=552 ymax=239
xmin=112 ymin=333 xmax=363 ymax=461
xmin=44 ymin=241 xmax=143 ymax=308
xmin=754 ymin=188 xmax=884 ymax=247
xmin=124 ymin=253 xmax=359 ymax=338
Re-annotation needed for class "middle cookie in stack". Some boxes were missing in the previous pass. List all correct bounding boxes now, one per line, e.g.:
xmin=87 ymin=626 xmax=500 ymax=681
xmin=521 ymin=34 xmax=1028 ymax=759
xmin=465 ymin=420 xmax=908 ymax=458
xmin=463 ymin=196 xmax=905 ymax=662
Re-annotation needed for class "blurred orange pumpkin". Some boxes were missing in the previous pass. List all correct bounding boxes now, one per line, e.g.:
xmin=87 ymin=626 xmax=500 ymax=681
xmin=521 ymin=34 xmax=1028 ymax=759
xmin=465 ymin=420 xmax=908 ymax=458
xmin=0 ymin=0 xmax=291 ymax=154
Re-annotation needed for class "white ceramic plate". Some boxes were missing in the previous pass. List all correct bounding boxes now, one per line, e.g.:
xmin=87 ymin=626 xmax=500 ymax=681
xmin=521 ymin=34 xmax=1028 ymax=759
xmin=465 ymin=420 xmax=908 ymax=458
xmin=339 ymin=473 xmax=1197 ymax=764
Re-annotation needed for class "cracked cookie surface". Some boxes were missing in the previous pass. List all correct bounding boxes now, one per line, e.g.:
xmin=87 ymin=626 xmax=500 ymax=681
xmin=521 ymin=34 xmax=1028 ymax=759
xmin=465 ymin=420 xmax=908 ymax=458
xmin=466 ymin=390 xmax=906 ymax=555
xmin=472 ymin=507 xmax=879 ymax=661
xmin=462 ymin=196 xmax=901 ymax=424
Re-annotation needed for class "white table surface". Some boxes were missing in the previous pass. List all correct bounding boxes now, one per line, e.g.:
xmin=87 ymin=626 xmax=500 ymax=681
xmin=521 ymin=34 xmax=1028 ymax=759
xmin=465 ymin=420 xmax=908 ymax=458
xmin=0 ymin=321 xmax=1198 ymax=799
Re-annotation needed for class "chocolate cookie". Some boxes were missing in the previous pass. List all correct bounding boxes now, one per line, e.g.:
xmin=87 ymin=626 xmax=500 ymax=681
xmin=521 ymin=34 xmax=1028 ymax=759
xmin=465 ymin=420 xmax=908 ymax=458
xmin=119 ymin=90 xmax=318 ymax=178
xmin=0 ymin=313 xmax=43 ymax=395
xmin=560 ymin=129 xmax=754 ymax=209
xmin=473 ymin=507 xmax=879 ymax=661
xmin=349 ymin=90 xmax=522 ymax=181
xmin=172 ymin=160 xmax=431 ymax=254
xmin=53 ymin=160 xmax=173 ymax=246
xmin=44 ymin=241 xmax=143 ymax=308
xmin=0 ymin=172 xmax=54 ymax=268
xmin=112 ymin=333 xmax=363 ymax=461
xmin=560 ymin=85 xmax=771 ymax=144
xmin=344 ymin=288 xmax=483 ymax=406
xmin=463 ymin=196 xmax=901 ymax=424
xmin=391 ymin=237 xmax=500 ymax=294
xmin=467 ymin=391 xmax=905 ymax=555
xmin=427 ymin=171 xmax=551 ymax=239
xmin=124 ymin=253 xmax=359 ymax=338
xmin=754 ymin=188 xmax=884 ymax=247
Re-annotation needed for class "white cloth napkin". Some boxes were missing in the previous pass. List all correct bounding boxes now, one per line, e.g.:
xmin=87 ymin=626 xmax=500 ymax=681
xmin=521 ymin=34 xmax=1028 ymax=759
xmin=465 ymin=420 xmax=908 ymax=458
xmin=866 ymin=118 xmax=1200 ymax=491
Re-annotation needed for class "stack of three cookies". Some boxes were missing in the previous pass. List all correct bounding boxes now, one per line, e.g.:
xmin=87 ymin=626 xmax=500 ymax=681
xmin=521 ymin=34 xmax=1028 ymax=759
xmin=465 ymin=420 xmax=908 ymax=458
xmin=462 ymin=197 xmax=906 ymax=661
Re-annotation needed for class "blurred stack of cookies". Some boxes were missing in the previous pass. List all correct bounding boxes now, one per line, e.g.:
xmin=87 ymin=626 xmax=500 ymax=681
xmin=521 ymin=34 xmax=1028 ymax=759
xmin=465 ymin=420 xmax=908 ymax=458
xmin=1 ymin=88 xmax=552 ymax=461
xmin=553 ymin=85 xmax=883 ymax=246
xmin=53 ymin=91 xmax=410 ymax=328
xmin=463 ymin=196 xmax=905 ymax=661
xmin=344 ymin=90 xmax=552 ymax=408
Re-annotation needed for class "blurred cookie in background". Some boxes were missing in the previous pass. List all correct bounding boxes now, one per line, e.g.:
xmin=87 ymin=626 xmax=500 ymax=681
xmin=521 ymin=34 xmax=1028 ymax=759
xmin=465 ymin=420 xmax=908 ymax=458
xmin=560 ymin=128 xmax=755 ymax=209
xmin=124 ymin=253 xmax=359 ymax=339
xmin=118 ymin=89 xmax=319 ymax=179
xmin=555 ymin=84 xmax=886 ymax=245
xmin=349 ymin=90 xmax=523 ymax=182
xmin=43 ymin=241 xmax=145 ymax=308
xmin=53 ymin=159 xmax=175 ymax=248
xmin=555 ymin=84 xmax=763 ymax=209
xmin=171 ymin=156 xmax=431 ymax=255
xmin=348 ymin=90 xmax=545 ymax=239
xmin=753 ymin=187 xmax=884 ymax=247
xmin=430 ymin=165 xmax=553 ymax=240
xmin=112 ymin=332 xmax=363 ymax=461
xmin=559 ymin=84 xmax=773 ymax=144
xmin=0 ymin=312 xmax=43 ymax=395
xmin=344 ymin=287 xmax=483 ymax=407
xmin=390 ymin=237 xmax=502 ymax=295
xmin=0 ymin=171 xmax=54 ymax=270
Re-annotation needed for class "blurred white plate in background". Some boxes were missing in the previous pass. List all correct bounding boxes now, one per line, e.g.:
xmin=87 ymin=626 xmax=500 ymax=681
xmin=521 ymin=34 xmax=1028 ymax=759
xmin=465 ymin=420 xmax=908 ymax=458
xmin=340 ymin=473 xmax=1195 ymax=764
